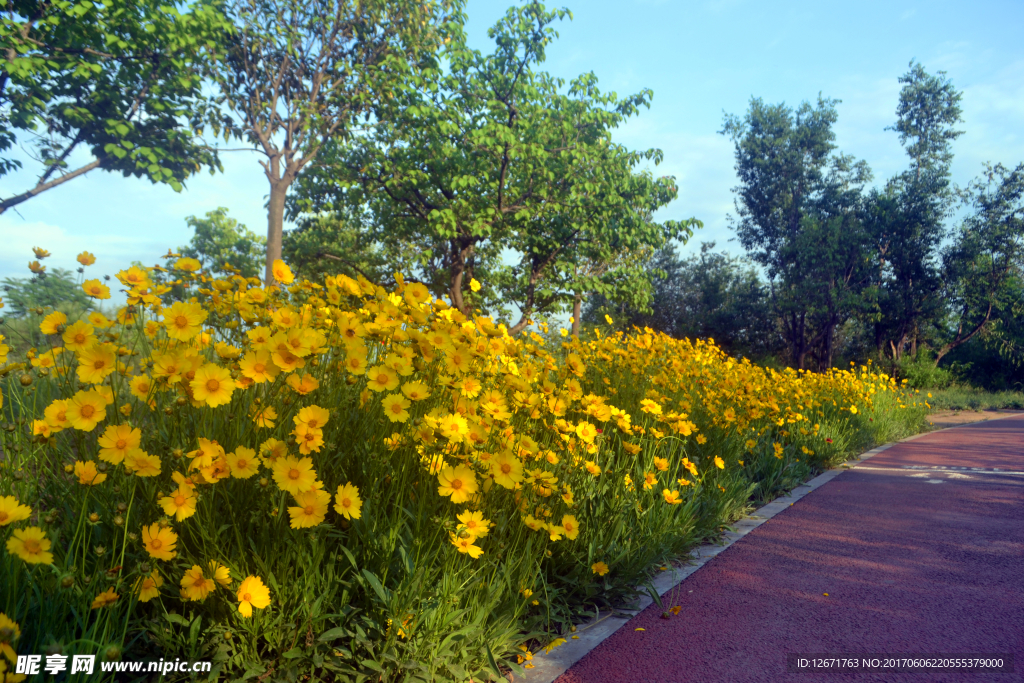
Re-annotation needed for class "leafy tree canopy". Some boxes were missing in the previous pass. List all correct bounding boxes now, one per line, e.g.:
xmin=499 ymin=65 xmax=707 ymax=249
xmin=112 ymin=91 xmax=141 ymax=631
xmin=292 ymin=1 xmax=697 ymax=333
xmin=0 ymin=0 xmax=229 ymax=213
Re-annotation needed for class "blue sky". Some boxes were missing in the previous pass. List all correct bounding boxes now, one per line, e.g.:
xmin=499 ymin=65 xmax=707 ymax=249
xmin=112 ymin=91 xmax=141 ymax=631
xmin=2 ymin=0 xmax=1022 ymax=291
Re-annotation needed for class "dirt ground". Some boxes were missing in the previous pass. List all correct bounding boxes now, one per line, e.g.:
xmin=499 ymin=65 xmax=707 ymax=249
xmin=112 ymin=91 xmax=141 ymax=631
xmin=926 ymin=408 xmax=1024 ymax=430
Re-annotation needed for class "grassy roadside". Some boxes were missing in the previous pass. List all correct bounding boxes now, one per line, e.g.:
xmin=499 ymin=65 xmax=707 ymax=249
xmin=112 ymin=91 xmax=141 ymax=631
xmin=925 ymin=386 xmax=1024 ymax=411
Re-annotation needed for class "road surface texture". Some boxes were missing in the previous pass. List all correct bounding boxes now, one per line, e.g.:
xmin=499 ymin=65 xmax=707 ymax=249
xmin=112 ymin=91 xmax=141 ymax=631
xmin=553 ymin=415 xmax=1024 ymax=683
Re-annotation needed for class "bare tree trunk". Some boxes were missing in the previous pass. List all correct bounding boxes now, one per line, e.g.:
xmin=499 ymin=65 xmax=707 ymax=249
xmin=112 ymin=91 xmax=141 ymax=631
xmin=264 ymin=179 xmax=288 ymax=285
xmin=571 ymin=293 xmax=581 ymax=336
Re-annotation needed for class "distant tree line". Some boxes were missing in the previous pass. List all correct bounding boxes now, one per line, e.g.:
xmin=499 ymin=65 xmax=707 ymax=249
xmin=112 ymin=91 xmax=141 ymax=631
xmin=587 ymin=62 xmax=1024 ymax=388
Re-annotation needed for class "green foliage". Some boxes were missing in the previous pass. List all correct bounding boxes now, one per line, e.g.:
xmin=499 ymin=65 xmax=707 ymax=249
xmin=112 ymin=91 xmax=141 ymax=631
xmin=281 ymin=212 xmax=421 ymax=287
xmin=0 ymin=269 xmax=94 ymax=361
xmin=720 ymin=95 xmax=874 ymax=370
xmin=180 ymin=207 xmax=266 ymax=278
xmin=1 ymin=269 xmax=91 ymax=318
xmin=292 ymin=0 xmax=697 ymax=332
xmin=925 ymin=386 xmax=1024 ymax=411
xmin=0 ymin=0 xmax=229 ymax=212
xmin=894 ymin=349 xmax=953 ymax=389
xmin=935 ymin=162 xmax=1024 ymax=364
xmin=865 ymin=62 xmax=964 ymax=362
xmin=584 ymin=242 xmax=783 ymax=361
xmin=205 ymin=0 xmax=461 ymax=282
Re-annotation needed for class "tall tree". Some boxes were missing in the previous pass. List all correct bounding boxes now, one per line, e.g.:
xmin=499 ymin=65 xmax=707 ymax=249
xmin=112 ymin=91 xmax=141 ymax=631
xmin=934 ymin=162 xmax=1024 ymax=365
xmin=0 ymin=0 xmax=227 ymax=213
xmin=721 ymin=96 xmax=872 ymax=370
xmin=865 ymin=61 xmax=964 ymax=360
xmin=292 ymin=1 xmax=696 ymax=332
xmin=205 ymin=0 xmax=459 ymax=285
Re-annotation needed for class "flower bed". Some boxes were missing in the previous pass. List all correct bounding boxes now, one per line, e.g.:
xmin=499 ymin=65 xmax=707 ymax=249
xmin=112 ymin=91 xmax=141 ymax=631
xmin=0 ymin=255 xmax=927 ymax=682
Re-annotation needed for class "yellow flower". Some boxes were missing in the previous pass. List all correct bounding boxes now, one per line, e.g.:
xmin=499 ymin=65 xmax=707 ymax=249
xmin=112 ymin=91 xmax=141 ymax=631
xmin=77 ymin=250 xmax=97 ymax=265
xmin=560 ymin=514 xmax=580 ymax=540
xmin=39 ymin=310 xmax=67 ymax=335
xmin=438 ymin=413 xmax=469 ymax=442
xmin=44 ymin=399 xmax=72 ymax=430
xmin=159 ymin=487 xmax=197 ymax=521
xmin=75 ymin=343 xmax=117 ymax=384
xmin=163 ymin=301 xmax=208 ymax=341
xmin=0 ymin=612 xmax=22 ymax=662
xmin=174 ymin=257 xmax=201 ymax=272
xmin=125 ymin=450 xmax=161 ymax=477
xmin=469 ymin=278 xmax=481 ymax=292
xmin=0 ymin=496 xmax=31 ymax=527
xmin=456 ymin=510 xmax=492 ymax=539
xmin=288 ymin=489 xmax=331 ymax=528
xmin=259 ymin=438 xmax=289 ymax=465
xmin=90 ymin=588 xmax=118 ymax=609
xmin=575 ymin=422 xmax=598 ymax=443
xmin=74 ymin=460 xmax=107 ymax=486
xmin=682 ymin=457 xmax=698 ymax=477
xmin=142 ymin=523 xmax=178 ymax=561
xmin=189 ymin=437 xmax=224 ymax=470
xmin=591 ymin=561 xmax=609 ymax=576
xmin=381 ymin=393 xmax=411 ymax=423
xmin=236 ymin=575 xmax=271 ymax=617
xmin=653 ymin=456 xmax=669 ymax=471
xmin=190 ymin=363 xmax=236 ymax=407
xmin=28 ymin=259 xmax=45 ymax=273
xmin=135 ymin=570 xmax=164 ymax=602
xmin=334 ymin=482 xmax=363 ymax=520
xmin=227 ymin=446 xmax=260 ymax=478
xmin=96 ymin=424 xmax=141 ymax=465
xmin=404 ymin=282 xmax=430 ymax=305
xmin=437 ymin=465 xmax=478 ymax=504
xmin=449 ymin=532 xmax=483 ymax=558
xmin=604 ymin=314 xmax=613 ymax=324
xmin=584 ymin=461 xmax=601 ymax=476
xmin=366 ymin=365 xmax=399 ymax=392
xmin=82 ymin=279 xmax=111 ymax=299
xmin=62 ymin=320 xmax=95 ymax=352
xmin=239 ymin=350 xmax=279 ymax=383
xmin=116 ymin=265 xmax=150 ymax=289
xmin=293 ymin=423 xmax=324 ymax=454
xmin=129 ymin=373 xmax=154 ymax=400
xmin=286 ymin=372 xmax=320 ymax=394
xmin=489 ymin=451 xmax=523 ymax=489
xmin=271 ymin=259 xmax=294 ymax=284
xmin=6 ymin=527 xmax=54 ymax=565
xmin=180 ymin=565 xmax=213 ymax=601
xmin=401 ymin=381 xmax=431 ymax=401
xmin=251 ymin=405 xmax=277 ymax=428
xmin=849 ymin=405 xmax=858 ymax=414
xmin=272 ymin=456 xmax=317 ymax=496
xmin=714 ymin=456 xmax=725 ymax=469
xmin=208 ymin=561 xmax=232 ymax=588
xmin=662 ymin=489 xmax=682 ymax=505
xmin=294 ymin=405 xmax=330 ymax=430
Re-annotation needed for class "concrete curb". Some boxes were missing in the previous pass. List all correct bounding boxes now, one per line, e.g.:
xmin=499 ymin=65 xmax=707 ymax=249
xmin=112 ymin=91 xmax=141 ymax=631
xmin=518 ymin=412 xmax=1023 ymax=683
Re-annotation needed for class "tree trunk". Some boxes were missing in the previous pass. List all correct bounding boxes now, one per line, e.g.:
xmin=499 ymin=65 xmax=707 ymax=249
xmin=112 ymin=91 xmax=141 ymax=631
xmin=265 ymin=179 xmax=288 ymax=285
xmin=448 ymin=239 xmax=475 ymax=315
xmin=571 ymin=293 xmax=581 ymax=336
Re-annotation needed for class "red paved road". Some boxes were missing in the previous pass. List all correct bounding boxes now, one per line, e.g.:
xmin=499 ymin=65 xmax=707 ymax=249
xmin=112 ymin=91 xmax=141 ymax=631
xmin=555 ymin=416 xmax=1024 ymax=683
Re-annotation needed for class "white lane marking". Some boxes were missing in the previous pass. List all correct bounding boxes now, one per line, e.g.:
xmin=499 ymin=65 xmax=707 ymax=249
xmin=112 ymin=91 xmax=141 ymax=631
xmin=853 ymin=466 xmax=1024 ymax=476
xmin=925 ymin=479 xmax=945 ymax=484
